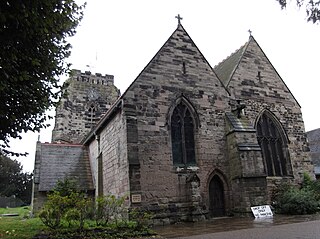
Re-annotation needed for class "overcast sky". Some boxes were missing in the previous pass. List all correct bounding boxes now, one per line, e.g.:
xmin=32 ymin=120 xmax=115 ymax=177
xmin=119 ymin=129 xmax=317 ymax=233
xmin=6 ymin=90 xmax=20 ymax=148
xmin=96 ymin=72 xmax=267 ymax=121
xmin=10 ymin=0 xmax=320 ymax=172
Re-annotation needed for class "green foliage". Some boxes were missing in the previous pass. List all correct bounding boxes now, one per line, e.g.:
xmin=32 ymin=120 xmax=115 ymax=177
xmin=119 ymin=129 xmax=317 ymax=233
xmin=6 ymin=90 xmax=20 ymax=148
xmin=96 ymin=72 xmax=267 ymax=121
xmin=39 ymin=178 xmax=93 ymax=230
xmin=38 ymin=178 xmax=155 ymax=238
xmin=276 ymin=0 xmax=320 ymax=24
xmin=0 ymin=206 xmax=31 ymax=219
xmin=54 ymin=178 xmax=79 ymax=197
xmin=129 ymin=208 xmax=153 ymax=230
xmin=0 ymin=0 xmax=85 ymax=156
xmin=95 ymin=195 xmax=126 ymax=226
xmin=302 ymin=172 xmax=320 ymax=201
xmin=274 ymin=186 xmax=318 ymax=214
xmin=38 ymin=192 xmax=66 ymax=229
xmin=0 ymin=204 xmax=156 ymax=239
xmin=0 ymin=155 xmax=32 ymax=204
xmin=272 ymin=173 xmax=320 ymax=215
xmin=64 ymin=193 xmax=93 ymax=230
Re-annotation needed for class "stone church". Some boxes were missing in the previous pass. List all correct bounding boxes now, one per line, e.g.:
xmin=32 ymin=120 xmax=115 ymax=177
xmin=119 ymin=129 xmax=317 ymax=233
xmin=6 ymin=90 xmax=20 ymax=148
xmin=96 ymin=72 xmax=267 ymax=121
xmin=32 ymin=20 xmax=313 ymax=223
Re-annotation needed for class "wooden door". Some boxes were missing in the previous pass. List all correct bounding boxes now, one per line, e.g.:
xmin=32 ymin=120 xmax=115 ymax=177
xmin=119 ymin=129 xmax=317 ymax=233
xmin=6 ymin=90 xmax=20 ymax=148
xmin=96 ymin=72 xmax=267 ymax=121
xmin=209 ymin=175 xmax=225 ymax=217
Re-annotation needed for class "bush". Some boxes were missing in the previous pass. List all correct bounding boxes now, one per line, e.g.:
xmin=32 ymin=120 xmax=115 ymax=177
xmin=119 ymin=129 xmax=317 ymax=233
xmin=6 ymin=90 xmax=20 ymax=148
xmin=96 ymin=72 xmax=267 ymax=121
xmin=37 ymin=178 xmax=155 ymax=238
xmin=38 ymin=179 xmax=93 ymax=230
xmin=38 ymin=192 xmax=67 ymax=229
xmin=302 ymin=172 xmax=320 ymax=201
xmin=275 ymin=187 xmax=318 ymax=214
xmin=64 ymin=193 xmax=93 ymax=229
xmin=95 ymin=195 xmax=126 ymax=226
xmin=129 ymin=208 xmax=153 ymax=230
xmin=272 ymin=173 xmax=320 ymax=215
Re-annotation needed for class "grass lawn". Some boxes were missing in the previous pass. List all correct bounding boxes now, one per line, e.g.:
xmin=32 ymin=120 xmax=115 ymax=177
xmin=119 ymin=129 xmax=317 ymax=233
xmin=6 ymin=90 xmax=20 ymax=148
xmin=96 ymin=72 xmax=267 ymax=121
xmin=0 ymin=207 xmax=46 ymax=239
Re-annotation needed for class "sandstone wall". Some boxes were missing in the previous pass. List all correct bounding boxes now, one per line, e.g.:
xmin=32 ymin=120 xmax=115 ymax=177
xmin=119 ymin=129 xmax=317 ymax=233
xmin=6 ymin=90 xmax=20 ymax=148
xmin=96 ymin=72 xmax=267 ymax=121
xmin=88 ymin=139 xmax=98 ymax=196
xmin=122 ymin=26 xmax=231 ymax=223
xmin=227 ymin=38 xmax=313 ymax=190
xmin=94 ymin=111 xmax=130 ymax=197
xmin=52 ymin=70 xmax=120 ymax=143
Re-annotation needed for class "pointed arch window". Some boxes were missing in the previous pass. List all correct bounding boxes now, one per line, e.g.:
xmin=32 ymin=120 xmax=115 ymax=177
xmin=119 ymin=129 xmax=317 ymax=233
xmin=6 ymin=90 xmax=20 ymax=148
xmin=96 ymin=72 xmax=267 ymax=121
xmin=256 ymin=112 xmax=291 ymax=176
xmin=171 ymin=101 xmax=196 ymax=165
xmin=87 ymin=104 xmax=97 ymax=127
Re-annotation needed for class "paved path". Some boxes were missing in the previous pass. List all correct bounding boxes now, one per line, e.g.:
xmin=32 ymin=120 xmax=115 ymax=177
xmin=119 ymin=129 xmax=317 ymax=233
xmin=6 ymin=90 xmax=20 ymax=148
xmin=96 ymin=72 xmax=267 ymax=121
xmin=168 ymin=220 xmax=320 ymax=239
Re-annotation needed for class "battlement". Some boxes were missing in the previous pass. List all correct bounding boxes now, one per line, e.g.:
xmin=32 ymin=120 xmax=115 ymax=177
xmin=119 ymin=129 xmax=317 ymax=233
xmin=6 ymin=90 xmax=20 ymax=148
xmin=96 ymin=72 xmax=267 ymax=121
xmin=71 ymin=69 xmax=114 ymax=85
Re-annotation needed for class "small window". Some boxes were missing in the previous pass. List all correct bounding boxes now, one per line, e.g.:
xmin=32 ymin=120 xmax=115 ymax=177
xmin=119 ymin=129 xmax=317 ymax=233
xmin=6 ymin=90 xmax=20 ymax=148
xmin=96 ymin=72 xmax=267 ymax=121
xmin=88 ymin=104 xmax=96 ymax=126
xmin=171 ymin=101 xmax=196 ymax=165
xmin=256 ymin=112 xmax=290 ymax=176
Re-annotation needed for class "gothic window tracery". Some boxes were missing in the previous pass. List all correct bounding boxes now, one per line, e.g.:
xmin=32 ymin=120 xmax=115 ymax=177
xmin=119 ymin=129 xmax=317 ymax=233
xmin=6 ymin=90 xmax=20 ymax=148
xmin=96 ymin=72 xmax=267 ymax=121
xmin=88 ymin=104 xmax=96 ymax=126
xmin=256 ymin=112 xmax=291 ymax=177
xmin=171 ymin=100 xmax=196 ymax=165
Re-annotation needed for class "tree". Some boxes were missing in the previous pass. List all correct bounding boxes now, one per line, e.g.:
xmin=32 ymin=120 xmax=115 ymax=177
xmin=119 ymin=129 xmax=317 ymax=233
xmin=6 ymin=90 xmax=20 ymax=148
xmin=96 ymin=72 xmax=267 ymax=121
xmin=276 ymin=0 xmax=320 ymax=23
xmin=0 ymin=0 xmax=85 ymax=156
xmin=0 ymin=154 xmax=33 ymax=204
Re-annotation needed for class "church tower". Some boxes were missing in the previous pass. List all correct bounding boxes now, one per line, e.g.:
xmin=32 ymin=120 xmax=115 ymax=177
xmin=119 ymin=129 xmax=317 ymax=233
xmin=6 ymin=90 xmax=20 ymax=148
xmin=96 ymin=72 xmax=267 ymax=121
xmin=51 ymin=70 xmax=120 ymax=143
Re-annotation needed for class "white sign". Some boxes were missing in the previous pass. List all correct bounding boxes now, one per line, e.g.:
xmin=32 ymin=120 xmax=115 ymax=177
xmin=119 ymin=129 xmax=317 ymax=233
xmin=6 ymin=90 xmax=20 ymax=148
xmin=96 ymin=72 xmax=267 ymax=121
xmin=131 ymin=194 xmax=141 ymax=203
xmin=251 ymin=205 xmax=273 ymax=218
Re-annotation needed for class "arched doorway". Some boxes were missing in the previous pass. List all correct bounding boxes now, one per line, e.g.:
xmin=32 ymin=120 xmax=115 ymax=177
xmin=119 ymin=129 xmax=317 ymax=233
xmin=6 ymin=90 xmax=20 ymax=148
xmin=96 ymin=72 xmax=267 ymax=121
xmin=209 ymin=175 xmax=225 ymax=217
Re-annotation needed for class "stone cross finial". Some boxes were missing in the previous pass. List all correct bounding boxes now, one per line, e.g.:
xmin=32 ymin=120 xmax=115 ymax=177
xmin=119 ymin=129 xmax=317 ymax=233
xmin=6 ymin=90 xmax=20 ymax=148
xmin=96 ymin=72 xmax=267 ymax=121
xmin=230 ymin=99 xmax=246 ymax=118
xmin=175 ymin=14 xmax=183 ymax=25
xmin=235 ymin=99 xmax=246 ymax=118
xmin=248 ymin=29 xmax=252 ymax=37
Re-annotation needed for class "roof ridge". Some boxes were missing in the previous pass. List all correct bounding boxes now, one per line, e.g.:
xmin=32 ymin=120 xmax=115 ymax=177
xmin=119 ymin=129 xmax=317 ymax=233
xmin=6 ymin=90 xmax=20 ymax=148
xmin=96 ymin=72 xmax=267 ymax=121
xmin=214 ymin=42 xmax=247 ymax=70
xmin=213 ymin=39 xmax=249 ymax=87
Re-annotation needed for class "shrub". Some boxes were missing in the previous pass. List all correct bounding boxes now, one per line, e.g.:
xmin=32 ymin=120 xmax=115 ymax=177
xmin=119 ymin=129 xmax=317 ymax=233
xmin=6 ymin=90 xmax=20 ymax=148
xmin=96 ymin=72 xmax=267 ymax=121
xmin=95 ymin=195 xmax=126 ymax=226
xmin=37 ymin=178 xmax=155 ymax=238
xmin=272 ymin=173 xmax=320 ymax=215
xmin=302 ymin=172 xmax=320 ymax=201
xmin=39 ymin=178 xmax=93 ymax=230
xmin=38 ymin=192 xmax=68 ymax=229
xmin=64 ymin=193 xmax=93 ymax=229
xmin=275 ymin=187 xmax=318 ymax=214
xmin=129 ymin=208 xmax=153 ymax=230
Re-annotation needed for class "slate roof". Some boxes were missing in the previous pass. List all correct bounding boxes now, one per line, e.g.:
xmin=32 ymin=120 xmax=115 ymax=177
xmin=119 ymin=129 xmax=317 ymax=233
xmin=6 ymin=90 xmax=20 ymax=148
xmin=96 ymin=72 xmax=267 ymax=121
xmin=225 ymin=112 xmax=261 ymax=152
xmin=214 ymin=35 xmax=300 ymax=107
xmin=37 ymin=143 xmax=94 ymax=191
xmin=214 ymin=41 xmax=248 ymax=87
xmin=306 ymin=128 xmax=320 ymax=175
xmin=225 ymin=111 xmax=256 ymax=133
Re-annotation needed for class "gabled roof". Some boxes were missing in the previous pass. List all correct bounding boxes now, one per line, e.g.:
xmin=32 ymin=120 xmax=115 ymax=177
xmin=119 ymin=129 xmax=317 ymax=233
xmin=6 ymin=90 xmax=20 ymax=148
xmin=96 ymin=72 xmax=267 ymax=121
xmin=214 ymin=41 xmax=248 ymax=87
xmin=214 ymin=36 xmax=300 ymax=107
xmin=122 ymin=23 xmax=229 ymax=96
xmin=225 ymin=111 xmax=256 ymax=134
xmin=82 ymin=23 xmax=230 ymax=145
xmin=37 ymin=143 xmax=94 ymax=191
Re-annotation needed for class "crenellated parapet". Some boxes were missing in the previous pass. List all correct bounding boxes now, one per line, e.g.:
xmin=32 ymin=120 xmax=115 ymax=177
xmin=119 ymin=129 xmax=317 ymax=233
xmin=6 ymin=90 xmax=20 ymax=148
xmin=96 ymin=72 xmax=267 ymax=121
xmin=71 ymin=70 xmax=114 ymax=85
xmin=51 ymin=69 xmax=120 ymax=144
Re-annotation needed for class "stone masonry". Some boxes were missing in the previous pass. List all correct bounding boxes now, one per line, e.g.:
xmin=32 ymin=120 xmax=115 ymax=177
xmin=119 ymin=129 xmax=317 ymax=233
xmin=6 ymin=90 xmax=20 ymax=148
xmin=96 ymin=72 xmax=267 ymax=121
xmin=52 ymin=70 xmax=120 ymax=143
xmin=33 ymin=22 xmax=314 ymax=223
xmin=215 ymin=37 xmax=313 ymax=199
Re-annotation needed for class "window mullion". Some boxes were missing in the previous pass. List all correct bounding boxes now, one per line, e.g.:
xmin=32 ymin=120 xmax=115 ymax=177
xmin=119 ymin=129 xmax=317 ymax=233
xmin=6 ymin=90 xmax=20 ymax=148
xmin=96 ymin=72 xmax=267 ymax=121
xmin=181 ymin=119 xmax=187 ymax=164
xmin=257 ymin=113 xmax=289 ymax=177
